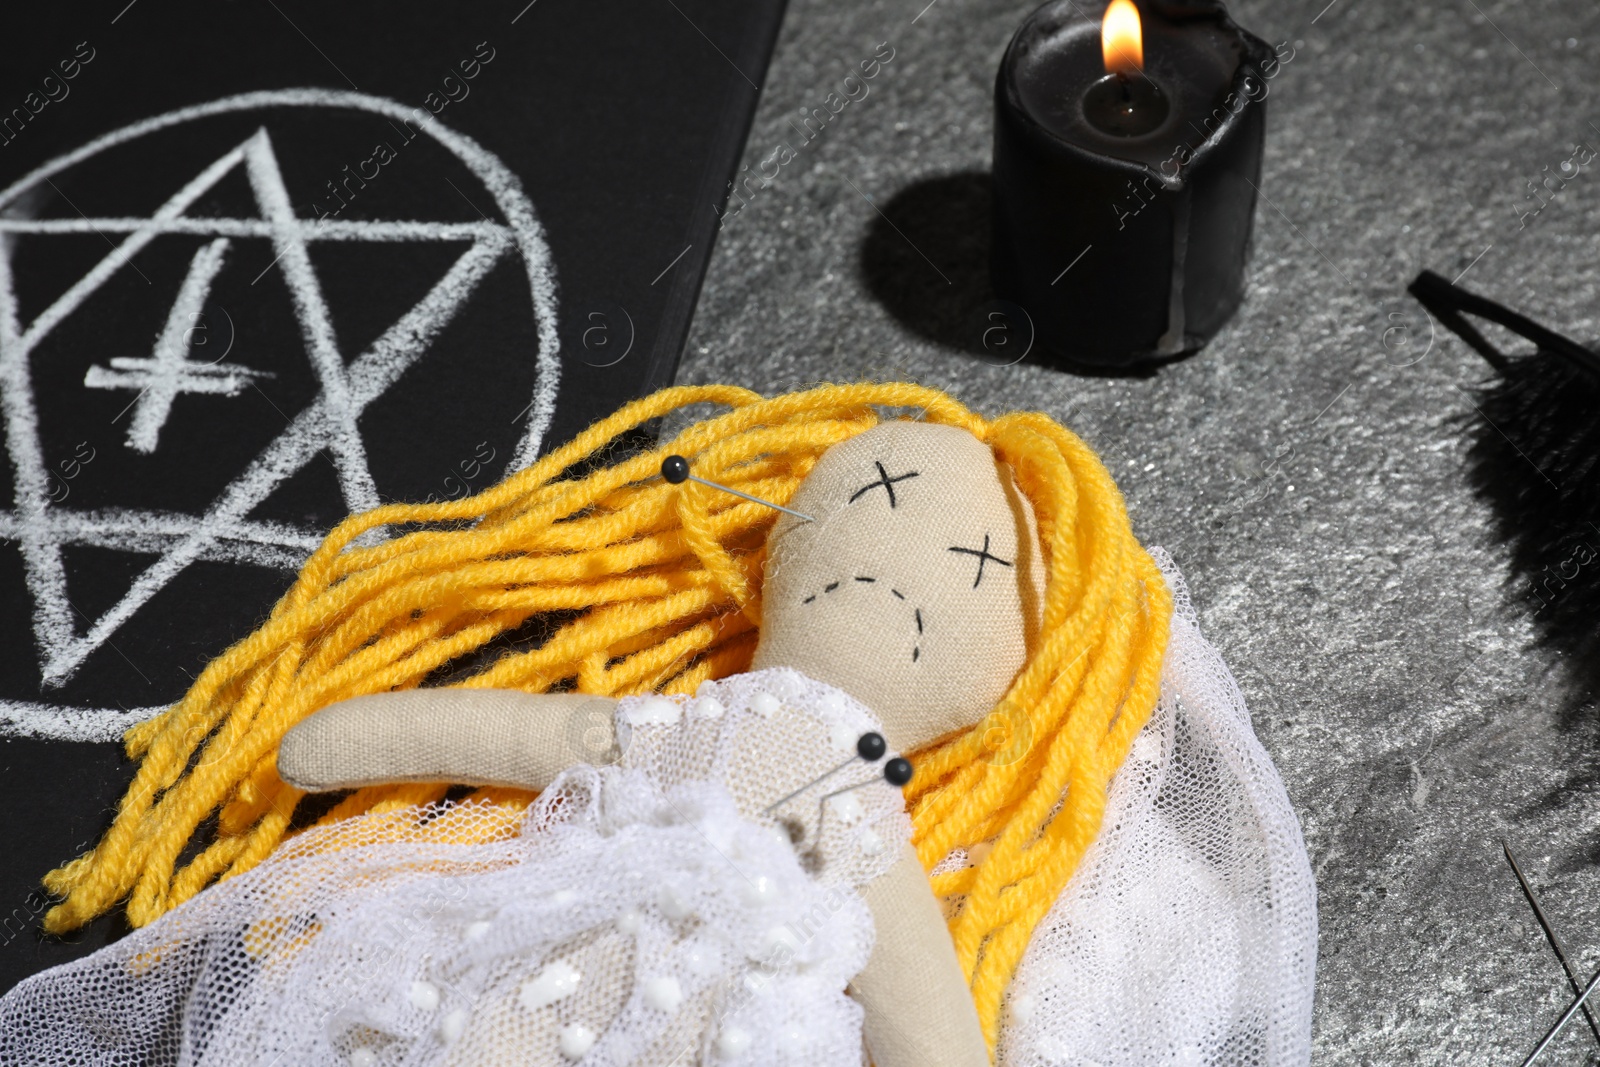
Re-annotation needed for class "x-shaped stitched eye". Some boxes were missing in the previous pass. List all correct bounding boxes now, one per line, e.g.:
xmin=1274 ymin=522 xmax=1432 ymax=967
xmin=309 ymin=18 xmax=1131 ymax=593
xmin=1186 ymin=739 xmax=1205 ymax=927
xmin=849 ymin=461 xmax=919 ymax=508
xmin=948 ymin=533 xmax=1012 ymax=588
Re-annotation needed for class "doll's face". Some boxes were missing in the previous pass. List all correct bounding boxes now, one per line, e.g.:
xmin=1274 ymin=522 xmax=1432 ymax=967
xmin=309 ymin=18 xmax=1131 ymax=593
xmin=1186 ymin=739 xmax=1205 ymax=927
xmin=751 ymin=422 xmax=1046 ymax=752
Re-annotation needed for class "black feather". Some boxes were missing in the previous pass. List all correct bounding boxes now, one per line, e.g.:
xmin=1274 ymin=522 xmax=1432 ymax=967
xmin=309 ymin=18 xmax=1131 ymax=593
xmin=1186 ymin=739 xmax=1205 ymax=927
xmin=1409 ymin=271 xmax=1600 ymax=700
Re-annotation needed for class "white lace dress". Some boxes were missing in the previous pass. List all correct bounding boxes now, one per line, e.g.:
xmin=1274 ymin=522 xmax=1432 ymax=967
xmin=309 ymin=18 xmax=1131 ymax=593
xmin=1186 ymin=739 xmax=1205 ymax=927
xmin=0 ymin=559 xmax=1318 ymax=1067
xmin=0 ymin=669 xmax=910 ymax=1067
xmin=990 ymin=553 xmax=1318 ymax=1067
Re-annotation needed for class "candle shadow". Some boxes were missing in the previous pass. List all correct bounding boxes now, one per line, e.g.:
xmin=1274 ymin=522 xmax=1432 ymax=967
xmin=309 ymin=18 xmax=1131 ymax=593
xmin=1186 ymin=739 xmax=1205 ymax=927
xmin=857 ymin=170 xmax=1164 ymax=377
xmin=858 ymin=170 xmax=992 ymax=353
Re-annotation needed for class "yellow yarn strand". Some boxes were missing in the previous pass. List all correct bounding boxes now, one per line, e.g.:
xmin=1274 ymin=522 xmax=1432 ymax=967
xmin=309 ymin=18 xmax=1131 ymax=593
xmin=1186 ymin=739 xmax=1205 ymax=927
xmin=41 ymin=382 xmax=1170 ymax=1054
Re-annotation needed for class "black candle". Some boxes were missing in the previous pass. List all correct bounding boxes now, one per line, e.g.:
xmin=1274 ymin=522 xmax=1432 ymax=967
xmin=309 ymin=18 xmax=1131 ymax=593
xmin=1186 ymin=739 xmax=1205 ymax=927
xmin=992 ymin=0 xmax=1274 ymax=369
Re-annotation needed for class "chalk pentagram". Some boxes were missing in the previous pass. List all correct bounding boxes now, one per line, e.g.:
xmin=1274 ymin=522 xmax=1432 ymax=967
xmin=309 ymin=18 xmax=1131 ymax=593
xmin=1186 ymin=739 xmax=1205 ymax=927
xmin=0 ymin=90 xmax=561 ymax=740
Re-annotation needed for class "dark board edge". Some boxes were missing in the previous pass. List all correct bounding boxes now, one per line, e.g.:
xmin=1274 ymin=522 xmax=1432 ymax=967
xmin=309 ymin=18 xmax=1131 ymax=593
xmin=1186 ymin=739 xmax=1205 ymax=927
xmin=642 ymin=0 xmax=789 ymax=400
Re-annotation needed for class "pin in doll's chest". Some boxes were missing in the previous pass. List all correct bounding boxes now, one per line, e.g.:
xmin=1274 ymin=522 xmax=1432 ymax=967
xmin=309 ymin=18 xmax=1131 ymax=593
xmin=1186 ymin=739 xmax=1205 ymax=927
xmin=614 ymin=669 xmax=913 ymax=887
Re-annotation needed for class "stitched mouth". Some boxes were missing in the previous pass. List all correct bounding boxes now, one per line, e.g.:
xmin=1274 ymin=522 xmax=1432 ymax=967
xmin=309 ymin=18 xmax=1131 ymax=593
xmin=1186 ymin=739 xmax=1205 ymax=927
xmin=801 ymin=574 xmax=925 ymax=663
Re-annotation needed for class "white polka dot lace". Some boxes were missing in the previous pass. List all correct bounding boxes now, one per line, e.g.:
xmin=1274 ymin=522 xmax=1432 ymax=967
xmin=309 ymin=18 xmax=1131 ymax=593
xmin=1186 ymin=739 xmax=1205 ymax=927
xmin=0 ymin=671 xmax=906 ymax=1066
xmin=0 ymin=561 xmax=1315 ymax=1067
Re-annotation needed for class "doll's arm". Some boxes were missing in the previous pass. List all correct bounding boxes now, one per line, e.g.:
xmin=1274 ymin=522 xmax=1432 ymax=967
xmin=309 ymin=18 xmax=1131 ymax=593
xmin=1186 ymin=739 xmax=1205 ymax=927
xmin=277 ymin=689 xmax=618 ymax=792
xmin=853 ymin=843 xmax=991 ymax=1067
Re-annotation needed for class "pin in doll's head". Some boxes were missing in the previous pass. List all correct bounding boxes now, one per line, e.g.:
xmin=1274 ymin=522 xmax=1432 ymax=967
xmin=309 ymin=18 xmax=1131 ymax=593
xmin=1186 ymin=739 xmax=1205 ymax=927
xmin=752 ymin=422 xmax=1047 ymax=751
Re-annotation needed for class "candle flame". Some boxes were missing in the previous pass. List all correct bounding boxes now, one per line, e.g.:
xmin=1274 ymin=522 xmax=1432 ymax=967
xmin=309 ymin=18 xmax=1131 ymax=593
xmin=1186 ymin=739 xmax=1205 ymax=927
xmin=1102 ymin=0 xmax=1143 ymax=76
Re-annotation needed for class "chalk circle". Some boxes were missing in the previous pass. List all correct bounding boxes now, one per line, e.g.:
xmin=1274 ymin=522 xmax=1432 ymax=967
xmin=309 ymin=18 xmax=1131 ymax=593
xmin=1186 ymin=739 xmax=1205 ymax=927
xmin=0 ymin=89 xmax=562 ymax=742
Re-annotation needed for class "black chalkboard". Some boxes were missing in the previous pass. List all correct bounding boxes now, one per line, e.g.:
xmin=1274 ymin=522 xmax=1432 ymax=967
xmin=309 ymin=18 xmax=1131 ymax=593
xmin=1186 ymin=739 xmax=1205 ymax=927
xmin=0 ymin=0 xmax=784 ymax=990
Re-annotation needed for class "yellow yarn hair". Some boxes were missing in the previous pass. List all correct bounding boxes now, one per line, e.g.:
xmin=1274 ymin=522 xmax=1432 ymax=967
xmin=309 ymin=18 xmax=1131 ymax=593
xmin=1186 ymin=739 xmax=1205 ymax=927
xmin=41 ymin=382 xmax=1170 ymax=1051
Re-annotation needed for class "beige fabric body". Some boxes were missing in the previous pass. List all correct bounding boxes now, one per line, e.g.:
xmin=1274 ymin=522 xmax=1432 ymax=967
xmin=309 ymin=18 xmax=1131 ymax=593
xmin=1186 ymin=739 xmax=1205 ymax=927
xmin=752 ymin=421 xmax=1045 ymax=752
xmin=855 ymin=844 xmax=989 ymax=1067
xmin=278 ymin=421 xmax=1045 ymax=1066
xmin=278 ymin=690 xmax=618 ymax=792
xmin=282 ymin=688 xmax=988 ymax=1066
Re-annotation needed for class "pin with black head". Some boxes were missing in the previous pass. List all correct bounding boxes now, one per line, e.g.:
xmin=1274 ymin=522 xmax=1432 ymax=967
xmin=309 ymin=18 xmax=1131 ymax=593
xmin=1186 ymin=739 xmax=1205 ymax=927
xmin=763 ymin=731 xmax=887 ymax=815
xmin=820 ymin=755 xmax=913 ymax=805
xmin=813 ymin=754 xmax=913 ymax=841
xmin=660 ymin=454 xmax=815 ymax=522
xmin=661 ymin=455 xmax=691 ymax=484
xmin=882 ymin=757 xmax=913 ymax=787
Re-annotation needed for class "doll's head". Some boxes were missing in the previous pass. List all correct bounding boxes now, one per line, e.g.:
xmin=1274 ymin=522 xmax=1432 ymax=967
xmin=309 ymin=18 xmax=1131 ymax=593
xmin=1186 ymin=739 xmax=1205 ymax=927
xmin=752 ymin=421 xmax=1046 ymax=752
xmin=47 ymin=382 xmax=1170 ymax=1048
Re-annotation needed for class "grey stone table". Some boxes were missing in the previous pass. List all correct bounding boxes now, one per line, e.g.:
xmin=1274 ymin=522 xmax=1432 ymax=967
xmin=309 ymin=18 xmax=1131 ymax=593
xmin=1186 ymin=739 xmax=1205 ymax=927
xmin=677 ymin=0 xmax=1600 ymax=1062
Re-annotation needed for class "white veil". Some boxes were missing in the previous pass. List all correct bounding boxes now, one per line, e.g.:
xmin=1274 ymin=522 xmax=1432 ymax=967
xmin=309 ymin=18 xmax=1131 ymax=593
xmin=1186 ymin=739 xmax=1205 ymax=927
xmin=0 ymin=554 xmax=1316 ymax=1067
xmin=993 ymin=551 xmax=1317 ymax=1066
